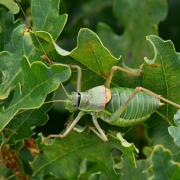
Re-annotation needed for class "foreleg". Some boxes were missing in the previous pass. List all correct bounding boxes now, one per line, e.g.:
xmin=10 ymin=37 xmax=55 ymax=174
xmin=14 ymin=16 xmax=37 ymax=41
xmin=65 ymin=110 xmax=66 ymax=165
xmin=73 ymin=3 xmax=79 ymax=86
xmin=48 ymin=111 xmax=85 ymax=138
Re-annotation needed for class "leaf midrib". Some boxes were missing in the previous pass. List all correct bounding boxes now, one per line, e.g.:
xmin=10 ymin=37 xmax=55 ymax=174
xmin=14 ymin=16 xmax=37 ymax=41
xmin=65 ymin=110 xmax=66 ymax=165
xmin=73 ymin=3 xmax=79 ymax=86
xmin=159 ymin=55 xmax=169 ymax=117
xmin=4 ymin=72 xmax=59 ymax=112
xmin=32 ymin=141 xmax=107 ymax=176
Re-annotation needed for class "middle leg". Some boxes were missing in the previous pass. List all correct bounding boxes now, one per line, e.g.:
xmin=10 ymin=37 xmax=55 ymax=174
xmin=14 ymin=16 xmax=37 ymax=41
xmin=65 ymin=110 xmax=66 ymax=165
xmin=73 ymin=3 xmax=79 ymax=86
xmin=90 ymin=113 xmax=108 ymax=142
xmin=105 ymin=64 xmax=143 ymax=88
xmin=48 ymin=111 xmax=85 ymax=138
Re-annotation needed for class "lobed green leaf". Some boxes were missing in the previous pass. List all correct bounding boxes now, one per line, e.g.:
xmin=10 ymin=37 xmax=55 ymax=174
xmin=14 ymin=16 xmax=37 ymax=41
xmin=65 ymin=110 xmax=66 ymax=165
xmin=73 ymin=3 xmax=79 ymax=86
xmin=0 ymin=0 xmax=19 ymax=14
xmin=0 ymin=56 xmax=71 ymax=131
xmin=150 ymin=145 xmax=180 ymax=180
xmin=31 ymin=131 xmax=138 ymax=179
xmin=30 ymin=28 xmax=120 ymax=78
xmin=31 ymin=0 xmax=67 ymax=41
xmin=143 ymin=35 xmax=180 ymax=119
xmin=168 ymin=110 xmax=180 ymax=147
xmin=5 ymin=108 xmax=49 ymax=143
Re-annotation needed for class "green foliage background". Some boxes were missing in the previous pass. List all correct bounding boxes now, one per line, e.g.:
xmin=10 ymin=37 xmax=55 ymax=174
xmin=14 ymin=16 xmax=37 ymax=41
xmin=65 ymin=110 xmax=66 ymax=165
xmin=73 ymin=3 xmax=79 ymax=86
xmin=0 ymin=0 xmax=180 ymax=179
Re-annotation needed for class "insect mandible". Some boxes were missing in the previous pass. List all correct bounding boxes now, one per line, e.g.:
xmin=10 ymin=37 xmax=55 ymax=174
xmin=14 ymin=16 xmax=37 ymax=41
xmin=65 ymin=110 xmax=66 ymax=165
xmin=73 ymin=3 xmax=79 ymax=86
xmin=47 ymin=64 xmax=180 ymax=141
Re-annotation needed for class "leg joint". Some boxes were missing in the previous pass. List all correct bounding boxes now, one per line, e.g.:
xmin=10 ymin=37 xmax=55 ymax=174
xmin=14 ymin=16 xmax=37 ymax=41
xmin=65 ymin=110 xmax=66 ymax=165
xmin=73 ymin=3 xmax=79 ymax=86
xmin=112 ymin=66 xmax=119 ymax=72
xmin=135 ymin=87 xmax=142 ymax=91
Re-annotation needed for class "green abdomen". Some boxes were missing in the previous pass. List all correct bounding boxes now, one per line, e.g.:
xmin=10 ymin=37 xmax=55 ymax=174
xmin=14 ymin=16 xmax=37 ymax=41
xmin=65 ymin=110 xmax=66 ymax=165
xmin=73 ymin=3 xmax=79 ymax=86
xmin=104 ymin=87 xmax=161 ymax=126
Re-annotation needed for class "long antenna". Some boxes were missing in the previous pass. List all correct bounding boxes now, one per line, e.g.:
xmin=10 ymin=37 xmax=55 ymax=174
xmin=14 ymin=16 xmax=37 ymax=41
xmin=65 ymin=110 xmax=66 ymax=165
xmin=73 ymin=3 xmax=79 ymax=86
xmin=16 ymin=99 xmax=67 ymax=116
xmin=15 ymin=0 xmax=31 ymax=27
xmin=43 ymin=99 xmax=67 ymax=105
xmin=60 ymin=83 xmax=70 ymax=97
